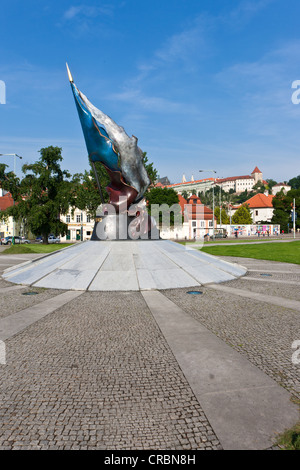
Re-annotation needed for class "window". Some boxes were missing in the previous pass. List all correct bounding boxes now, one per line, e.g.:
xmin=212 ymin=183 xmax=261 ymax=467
xmin=76 ymin=215 xmax=81 ymax=223
xmin=200 ymin=220 xmax=205 ymax=228
xmin=87 ymin=215 xmax=91 ymax=223
xmin=209 ymin=220 xmax=213 ymax=227
xmin=192 ymin=221 xmax=196 ymax=227
xmin=255 ymin=210 xmax=258 ymax=216
xmin=66 ymin=215 xmax=70 ymax=223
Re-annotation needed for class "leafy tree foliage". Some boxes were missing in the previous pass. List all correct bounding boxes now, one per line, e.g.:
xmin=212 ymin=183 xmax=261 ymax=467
xmin=288 ymin=175 xmax=300 ymax=190
xmin=0 ymin=147 xmax=73 ymax=243
xmin=146 ymin=187 xmax=179 ymax=226
xmin=272 ymin=188 xmax=300 ymax=232
xmin=266 ymin=178 xmax=277 ymax=194
xmin=214 ymin=207 xmax=230 ymax=224
xmin=232 ymin=204 xmax=253 ymax=224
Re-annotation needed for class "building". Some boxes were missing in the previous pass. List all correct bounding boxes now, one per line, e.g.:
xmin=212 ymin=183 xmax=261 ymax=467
xmin=230 ymin=192 xmax=275 ymax=224
xmin=60 ymin=209 xmax=94 ymax=242
xmin=0 ymin=192 xmax=34 ymax=240
xmin=159 ymin=194 xmax=217 ymax=240
xmin=157 ymin=167 xmax=265 ymax=198
xmin=155 ymin=176 xmax=214 ymax=198
xmin=184 ymin=195 xmax=217 ymax=239
xmin=272 ymin=183 xmax=291 ymax=195
xmin=215 ymin=167 xmax=264 ymax=194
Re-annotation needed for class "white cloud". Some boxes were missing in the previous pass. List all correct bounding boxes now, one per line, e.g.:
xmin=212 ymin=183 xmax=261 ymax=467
xmin=63 ymin=4 xmax=113 ymax=20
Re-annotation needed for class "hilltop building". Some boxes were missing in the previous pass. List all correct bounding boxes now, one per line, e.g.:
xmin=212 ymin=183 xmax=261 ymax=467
xmin=156 ymin=167 xmax=265 ymax=198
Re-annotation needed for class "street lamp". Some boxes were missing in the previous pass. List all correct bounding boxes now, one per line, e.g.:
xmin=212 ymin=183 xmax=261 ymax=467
xmin=0 ymin=153 xmax=23 ymax=240
xmin=199 ymin=169 xmax=217 ymax=239
xmin=0 ymin=153 xmax=22 ymax=176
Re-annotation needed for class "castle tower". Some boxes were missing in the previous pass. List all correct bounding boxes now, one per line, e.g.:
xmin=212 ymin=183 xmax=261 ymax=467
xmin=251 ymin=166 xmax=263 ymax=184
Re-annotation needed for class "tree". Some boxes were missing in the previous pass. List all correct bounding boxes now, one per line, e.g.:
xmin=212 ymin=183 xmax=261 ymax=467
xmin=288 ymin=175 xmax=300 ymax=190
xmin=252 ymin=181 xmax=266 ymax=194
xmin=232 ymin=204 xmax=253 ymax=224
xmin=0 ymin=146 xmax=73 ymax=243
xmin=214 ymin=207 xmax=230 ymax=224
xmin=146 ymin=187 xmax=179 ymax=226
xmin=142 ymin=152 xmax=158 ymax=185
xmin=71 ymin=163 xmax=110 ymax=218
xmin=271 ymin=188 xmax=300 ymax=232
xmin=266 ymin=179 xmax=277 ymax=194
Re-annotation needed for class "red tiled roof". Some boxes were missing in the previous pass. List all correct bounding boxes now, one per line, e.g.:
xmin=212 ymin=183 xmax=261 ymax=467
xmin=187 ymin=195 xmax=202 ymax=204
xmin=167 ymin=178 xmax=214 ymax=187
xmin=0 ymin=193 xmax=14 ymax=211
xmin=251 ymin=166 xmax=262 ymax=174
xmin=216 ymin=175 xmax=253 ymax=183
xmin=244 ymin=193 xmax=274 ymax=208
xmin=178 ymin=194 xmax=187 ymax=212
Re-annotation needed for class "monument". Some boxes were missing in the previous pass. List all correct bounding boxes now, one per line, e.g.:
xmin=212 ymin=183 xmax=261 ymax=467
xmin=66 ymin=64 xmax=158 ymax=241
xmin=1 ymin=66 xmax=247 ymax=291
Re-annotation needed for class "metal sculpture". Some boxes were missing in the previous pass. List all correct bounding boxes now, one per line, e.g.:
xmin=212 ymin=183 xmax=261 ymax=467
xmin=66 ymin=64 xmax=158 ymax=239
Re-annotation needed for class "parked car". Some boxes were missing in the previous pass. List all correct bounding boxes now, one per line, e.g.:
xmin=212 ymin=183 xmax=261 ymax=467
xmin=1 ymin=236 xmax=31 ymax=245
xmin=48 ymin=235 xmax=60 ymax=244
xmin=211 ymin=231 xmax=228 ymax=240
xmin=38 ymin=235 xmax=60 ymax=244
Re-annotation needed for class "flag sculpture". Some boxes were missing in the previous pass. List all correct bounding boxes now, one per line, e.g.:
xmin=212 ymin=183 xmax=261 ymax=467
xmin=66 ymin=64 xmax=158 ymax=239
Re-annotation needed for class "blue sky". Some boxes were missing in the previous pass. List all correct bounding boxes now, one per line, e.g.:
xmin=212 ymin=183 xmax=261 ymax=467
xmin=1 ymin=0 xmax=300 ymax=184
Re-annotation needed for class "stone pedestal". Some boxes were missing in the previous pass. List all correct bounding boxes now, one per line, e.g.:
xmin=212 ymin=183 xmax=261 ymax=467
xmin=91 ymin=213 xmax=160 ymax=241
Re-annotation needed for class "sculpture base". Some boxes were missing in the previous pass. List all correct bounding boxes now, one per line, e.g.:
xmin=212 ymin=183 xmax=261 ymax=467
xmin=1 ymin=240 xmax=247 ymax=291
xmin=91 ymin=214 xmax=160 ymax=241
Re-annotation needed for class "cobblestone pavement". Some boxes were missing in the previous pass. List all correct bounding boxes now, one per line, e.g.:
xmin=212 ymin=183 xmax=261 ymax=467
xmin=0 ymin=254 xmax=299 ymax=450
xmin=0 ymin=291 xmax=221 ymax=450
xmin=163 ymin=257 xmax=300 ymax=401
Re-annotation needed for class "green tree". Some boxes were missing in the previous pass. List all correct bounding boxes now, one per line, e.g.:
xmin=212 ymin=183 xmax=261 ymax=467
xmin=0 ymin=146 xmax=73 ymax=243
xmin=214 ymin=207 xmax=230 ymax=224
xmin=271 ymin=188 xmax=300 ymax=232
xmin=252 ymin=181 xmax=266 ymax=193
xmin=232 ymin=204 xmax=253 ymax=224
xmin=142 ymin=152 xmax=158 ymax=185
xmin=266 ymin=178 xmax=277 ymax=194
xmin=288 ymin=175 xmax=300 ymax=190
xmin=146 ymin=187 xmax=179 ymax=226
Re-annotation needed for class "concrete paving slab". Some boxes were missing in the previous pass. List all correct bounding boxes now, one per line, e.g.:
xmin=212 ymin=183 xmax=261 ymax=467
xmin=240 ymin=276 xmax=300 ymax=286
xmin=0 ymin=285 xmax=27 ymax=293
xmin=142 ymin=290 xmax=299 ymax=450
xmin=89 ymin=270 xmax=139 ymax=291
xmin=209 ymin=283 xmax=300 ymax=312
xmin=0 ymin=291 xmax=83 ymax=341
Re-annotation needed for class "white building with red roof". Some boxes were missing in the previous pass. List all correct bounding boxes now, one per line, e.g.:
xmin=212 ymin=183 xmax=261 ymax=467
xmin=230 ymin=192 xmax=275 ymax=224
xmin=215 ymin=167 xmax=264 ymax=194
xmin=156 ymin=167 xmax=265 ymax=197
xmin=272 ymin=182 xmax=291 ymax=195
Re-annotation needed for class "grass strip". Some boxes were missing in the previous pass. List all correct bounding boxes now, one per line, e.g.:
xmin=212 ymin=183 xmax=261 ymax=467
xmin=200 ymin=241 xmax=300 ymax=265
xmin=1 ymin=243 xmax=74 ymax=255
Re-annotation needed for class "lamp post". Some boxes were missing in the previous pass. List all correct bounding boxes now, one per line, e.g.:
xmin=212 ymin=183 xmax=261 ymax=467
xmin=0 ymin=153 xmax=23 ymax=240
xmin=199 ymin=169 xmax=217 ymax=239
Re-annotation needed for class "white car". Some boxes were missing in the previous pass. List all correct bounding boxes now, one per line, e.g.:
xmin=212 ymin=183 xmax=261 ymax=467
xmin=38 ymin=235 xmax=60 ymax=244
xmin=48 ymin=236 xmax=60 ymax=244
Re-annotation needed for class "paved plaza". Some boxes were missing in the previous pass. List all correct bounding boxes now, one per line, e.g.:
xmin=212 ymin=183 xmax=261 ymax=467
xmin=0 ymin=245 xmax=299 ymax=450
